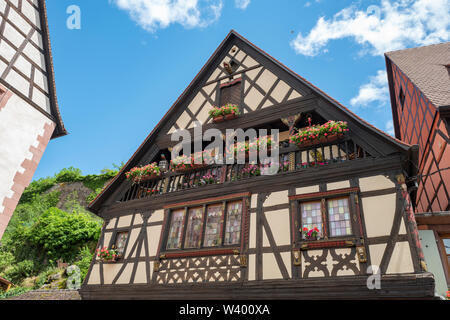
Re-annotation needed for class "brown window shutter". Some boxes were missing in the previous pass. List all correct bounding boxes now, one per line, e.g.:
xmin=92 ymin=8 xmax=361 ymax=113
xmin=220 ymin=79 xmax=241 ymax=106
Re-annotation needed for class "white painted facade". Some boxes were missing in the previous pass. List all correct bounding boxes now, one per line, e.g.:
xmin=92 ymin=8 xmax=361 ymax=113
xmin=0 ymin=0 xmax=65 ymax=239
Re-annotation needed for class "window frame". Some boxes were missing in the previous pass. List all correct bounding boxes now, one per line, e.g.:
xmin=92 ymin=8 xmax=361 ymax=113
xmin=218 ymin=77 xmax=243 ymax=112
xmin=108 ymin=228 xmax=131 ymax=261
xmin=161 ymin=194 xmax=249 ymax=254
xmin=290 ymin=187 xmax=362 ymax=245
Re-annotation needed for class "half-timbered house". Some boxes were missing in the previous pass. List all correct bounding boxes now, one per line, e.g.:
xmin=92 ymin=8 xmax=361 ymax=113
xmin=0 ymin=0 xmax=66 ymax=240
xmin=81 ymin=31 xmax=435 ymax=299
xmin=385 ymin=42 xmax=450 ymax=298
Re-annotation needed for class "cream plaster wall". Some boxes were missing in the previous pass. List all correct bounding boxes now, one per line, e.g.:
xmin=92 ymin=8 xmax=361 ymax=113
xmin=362 ymin=193 xmax=397 ymax=238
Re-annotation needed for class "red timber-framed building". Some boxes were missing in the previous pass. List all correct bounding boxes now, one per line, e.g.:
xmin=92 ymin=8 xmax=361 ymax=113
xmin=80 ymin=31 xmax=435 ymax=300
xmin=385 ymin=42 xmax=450 ymax=297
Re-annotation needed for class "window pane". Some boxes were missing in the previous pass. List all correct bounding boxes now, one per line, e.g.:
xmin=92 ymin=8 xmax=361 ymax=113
xmin=184 ymin=207 xmax=204 ymax=248
xmin=204 ymin=204 xmax=224 ymax=247
xmin=327 ymin=198 xmax=352 ymax=237
xmin=166 ymin=209 xmax=185 ymax=250
xmin=443 ymin=239 xmax=450 ymax=254
xmin=300 ymin=201 xmax=323 ymax=238
xmin=224 ymin=201 xmax=242 ymax=245
xmin=114 ymin=231 xmax=129 ymax=256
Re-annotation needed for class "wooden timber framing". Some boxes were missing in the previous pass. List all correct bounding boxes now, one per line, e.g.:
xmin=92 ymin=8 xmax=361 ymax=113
xmin=81 ymin=273 xmax=435 ymax=300
xmin=81 ymin=31 xmax=432 ymax=299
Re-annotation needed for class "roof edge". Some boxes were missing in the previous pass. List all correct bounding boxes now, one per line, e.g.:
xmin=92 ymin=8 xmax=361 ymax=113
xmin=39 ymin=0 xmax=67 ymax=138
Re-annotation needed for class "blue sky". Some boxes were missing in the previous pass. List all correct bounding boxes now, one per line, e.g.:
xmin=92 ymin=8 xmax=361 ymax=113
xmin=34 ymin=0 xmax=449 ymax=179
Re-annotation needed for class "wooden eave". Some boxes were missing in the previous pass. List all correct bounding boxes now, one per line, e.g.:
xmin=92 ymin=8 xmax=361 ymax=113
xmin=88 ymin=30 xmax=416 ymax=214
xmin=39 ymin=0 xmax=67 ymax=139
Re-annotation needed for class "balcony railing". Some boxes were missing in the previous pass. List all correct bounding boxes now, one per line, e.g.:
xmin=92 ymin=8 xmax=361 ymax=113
xmin=119 ymin=136 xmax=371 ymax=203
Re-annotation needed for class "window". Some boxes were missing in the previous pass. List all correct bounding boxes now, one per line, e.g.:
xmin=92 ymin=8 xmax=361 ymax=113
xmin=165 ymin=199 xmax=244 ymax=250
xmin=300 ymin=201 xmax=323 ymax=238
xmin=184 ymin=207 xmax=203 ymax=248
xmin=399 ymin=87 xmax=405 ymax=109
xmin=299 ymin=196 xmax=353 ymax=240
xmin=114 ymin=231 xmax=129 ymax=256
xmin=327 ymin=198 xmax=352 ymax=237
xmin=166 ymin=209 xmax=185 ymax=249
xmin=204 ymin=204 xmax=224 ymax=247
xmin=224 ymin=201 xmax=242 ymax=245
xmin=219 ymin=79 xmax=241 ymax=107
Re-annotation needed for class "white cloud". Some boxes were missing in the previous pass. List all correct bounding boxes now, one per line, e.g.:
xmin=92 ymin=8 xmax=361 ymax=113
xmin=290 ymin=0 xmax=450 ymax=56
xmin=350 ymin=70 xmax=389 ymax=108
xmin=111 ymin=0 xmax=224 ymax=32
xmin=386 ymin=120 xmax=395 ymax=136
xmin=304 ymin=2 xmax=311 ymax=8
xmin=235 ymin=0 xmax=250 ymax=10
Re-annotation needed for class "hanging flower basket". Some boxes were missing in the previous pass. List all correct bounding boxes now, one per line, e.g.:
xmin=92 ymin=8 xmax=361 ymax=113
xmin=210 ymin=104 xmax=241 ymax=123
xmin=125 ymin=163 xmax=161 ymax=184
xmin=289 ymin=120 xmax=349 ymax=148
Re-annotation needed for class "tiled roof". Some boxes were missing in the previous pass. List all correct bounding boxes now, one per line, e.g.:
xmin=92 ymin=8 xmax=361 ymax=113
xmin=385 ymin=42 xmax=450 ymax=108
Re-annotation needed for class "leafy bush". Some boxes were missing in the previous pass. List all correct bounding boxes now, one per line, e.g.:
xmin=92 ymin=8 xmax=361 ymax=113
xmin=0 ymin=247 xmax=14 ymax=276
xmin=55 ymin=167 xmax=83 ymax=183
xmin=0 ymin=286 xmax=31 ymax=300
xmin=4 ymin=260 xmax=35 ymax=284
xmin=27 ymin=208 xmax=101 ymax=262
xmin=3 ymin=191 xmax=60 ymax=244
xmin=74 ymin=245 xmax=95 ymax=281
xmin=19 ymin=177 xmax=56 ymax=204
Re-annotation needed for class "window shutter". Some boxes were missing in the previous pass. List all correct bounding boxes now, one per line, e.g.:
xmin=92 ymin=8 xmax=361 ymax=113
xmin=220 ymin=80 xmax=241 ymax=106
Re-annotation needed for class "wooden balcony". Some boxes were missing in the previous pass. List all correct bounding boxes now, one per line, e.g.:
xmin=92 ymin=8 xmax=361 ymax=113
xmin=119 ymin=136 xmax=371 ymax=203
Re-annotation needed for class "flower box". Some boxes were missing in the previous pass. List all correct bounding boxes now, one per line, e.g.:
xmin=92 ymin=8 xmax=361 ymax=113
xmin=174 ymin=164 xmax=208 ymax=173
xmin=296 ymin=133 xmax=342 ymax=148
xmin=289 ymin=120 xmax=349 ymax=148
xmin=213 ymin=113 xmax=238 ymax=123
xmin=126 ymin=163 xmax=162 ymax=184
xmin=209 ymin=104 xmax=241 ymax=123
xmin=97 ymin=247 xmax=119 ymax=263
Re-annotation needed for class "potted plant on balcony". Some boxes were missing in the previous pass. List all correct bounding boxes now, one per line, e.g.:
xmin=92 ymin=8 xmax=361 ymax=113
xmin=209 ymin=104 xmax=241 ymax=123
xmin=199 ymin=172 xmax=217 ymax=185
xmin=125 ymin=162 xmax=161 ymax=184
xmin=301 ymin=227 xmax=320 ymax=241
xmin=171 ymin=152 xmax=208 ymax=173
xmin=97 ymin=247 xmax=119 ymax=262
xmin=226 ymin=136 xmax=275 ymax=161
xmin=289 ymin=120 xmax=349 ymax=148
xmin=241 ymin=164 xmax=261 ymax=177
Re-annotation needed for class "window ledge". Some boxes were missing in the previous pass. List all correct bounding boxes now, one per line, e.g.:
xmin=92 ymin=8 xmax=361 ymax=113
xmin=297 ymin=238 xmax=357 ymax=250
xmin=160 ymin=247 xmax=240 ymax=259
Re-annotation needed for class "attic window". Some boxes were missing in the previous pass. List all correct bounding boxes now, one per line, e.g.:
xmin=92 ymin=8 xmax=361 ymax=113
xmin=399 ymin=87 xmax=405 ymax=110
xmin=219 ymin=78 xmax=241 ymax=107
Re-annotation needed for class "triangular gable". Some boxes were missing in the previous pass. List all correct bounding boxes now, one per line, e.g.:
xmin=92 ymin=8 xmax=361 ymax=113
xmin=88 ymin=30 xmax=414 ymax=214
xmin=167 ymin=43 xmax=304 ymax=133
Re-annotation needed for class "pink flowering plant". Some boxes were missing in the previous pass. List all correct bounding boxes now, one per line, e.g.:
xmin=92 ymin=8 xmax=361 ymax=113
xmin=241 ymin=164 xmax=261 ymax=177
xmin=125 ymin=162 xmax=161 ymax=183
xmin=200 ymin=172 xmax=217 ymax=185
xmin=226 ymin=136 xmax=275 ymax=156
xmin=289 ymin=120 xmax=349 ymax=146
xmin=301 ymin=227 xmax=320 ymax=240
xmin=171 ymin=151 xmax=209 ymax=171
xmin=97 ymin=247 xmax=119 ymax=261
xmin=209 ymin=104 xmax=241 ymax=118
